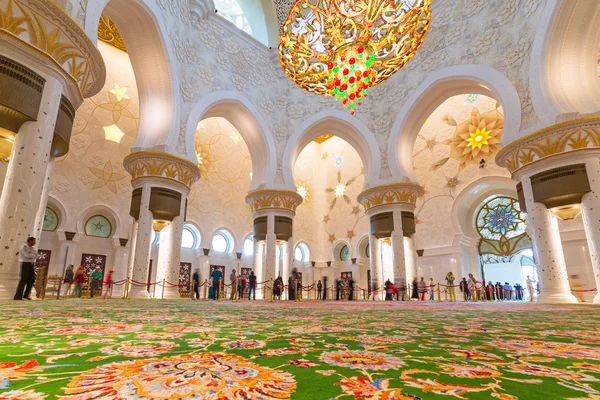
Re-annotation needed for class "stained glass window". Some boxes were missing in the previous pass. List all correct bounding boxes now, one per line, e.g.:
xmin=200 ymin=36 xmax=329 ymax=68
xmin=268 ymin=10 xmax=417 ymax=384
xmin=85 ymin=215 xmax=112 ymax=238
xmin=42 ymin=207 xmax=59 ymax=232
xmin=340 ymin=245 xmax=351 ymax=261
xmin=476 ymin=197 xmax=530 ymax=256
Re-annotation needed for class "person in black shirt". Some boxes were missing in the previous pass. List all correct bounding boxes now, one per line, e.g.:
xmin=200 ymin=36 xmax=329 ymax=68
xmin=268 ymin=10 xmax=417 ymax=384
xmin=248 ymin=271 xmax=257 ymax=300
xmin=317 ymin=280 xmax=322 ymax=300
xmin=192 ymin=269 xmax=200 ymax=300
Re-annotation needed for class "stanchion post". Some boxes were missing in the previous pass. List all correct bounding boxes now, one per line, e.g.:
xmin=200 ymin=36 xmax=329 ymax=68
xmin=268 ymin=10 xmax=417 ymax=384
xmin=161 ymin=279 xmax=165 ymax=300
xmin=314 ymin=281 xmax=317 ymax=303
xmin=437 ymin=283 xmax=441 ymax=302
xmin=269 ymin=279 xmax=274 ymax=303
xmin=110 ymin=281 xmax=114 ymax=299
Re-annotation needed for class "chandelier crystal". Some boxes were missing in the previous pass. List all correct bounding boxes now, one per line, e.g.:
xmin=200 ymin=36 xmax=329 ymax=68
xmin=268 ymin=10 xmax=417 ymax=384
xmin=279 ymin=0 xmax=432 ymax=114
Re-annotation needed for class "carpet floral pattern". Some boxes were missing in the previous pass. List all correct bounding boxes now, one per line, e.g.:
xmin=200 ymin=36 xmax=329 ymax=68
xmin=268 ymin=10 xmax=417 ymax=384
xmin=0 ymin=301 xmax=599 ymax=399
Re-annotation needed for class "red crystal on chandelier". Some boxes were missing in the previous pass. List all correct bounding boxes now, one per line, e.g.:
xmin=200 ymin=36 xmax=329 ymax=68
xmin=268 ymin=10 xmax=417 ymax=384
xmin=327 ymin=45 xmax=376 ymax=114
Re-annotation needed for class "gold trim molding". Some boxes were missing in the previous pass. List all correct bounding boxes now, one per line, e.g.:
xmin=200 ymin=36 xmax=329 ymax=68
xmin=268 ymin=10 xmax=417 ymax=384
xmin=123 ymin=151 xmax=201 ymax=190
xmin=98 ymin=15 xmax=126 ymax=52
xmin=245 ymin=189 xmax=303 ymax=214
xmin=0 ymin=0 xmax=105 ymax=101
xmin=357 ymin=182 xmax=424 ymax=211
xmin=496 ymin=116 xmax=600 ymax=174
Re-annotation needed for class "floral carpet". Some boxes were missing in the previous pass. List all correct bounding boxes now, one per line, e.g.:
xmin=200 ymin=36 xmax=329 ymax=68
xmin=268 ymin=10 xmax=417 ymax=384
xmin=0 ymin=300 xmax=599 ymax=400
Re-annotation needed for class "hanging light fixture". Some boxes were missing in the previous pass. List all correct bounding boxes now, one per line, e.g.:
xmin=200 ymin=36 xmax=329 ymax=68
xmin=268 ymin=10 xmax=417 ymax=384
xmin=279 ymin=0 xmax=432 ymax=114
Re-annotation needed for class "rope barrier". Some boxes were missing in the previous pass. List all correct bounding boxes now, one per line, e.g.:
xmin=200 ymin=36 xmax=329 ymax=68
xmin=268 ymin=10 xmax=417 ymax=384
xmin=572 ymin=288 xmax=597 ymax=292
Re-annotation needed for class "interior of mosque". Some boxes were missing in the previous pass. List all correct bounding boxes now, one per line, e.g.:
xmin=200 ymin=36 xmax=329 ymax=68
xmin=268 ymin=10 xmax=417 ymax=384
xmin=1 ymin=0 xmax=600 ymax=397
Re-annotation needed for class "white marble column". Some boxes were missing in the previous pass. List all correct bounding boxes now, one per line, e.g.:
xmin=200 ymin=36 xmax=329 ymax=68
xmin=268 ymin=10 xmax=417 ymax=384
xmin=0 ymin=77 xmax=62 ymax=300
xmin=282 ymin=237 xmax=292 ymax=285
xmin=127 ymin=221 xmax=138 ymax=279
xmin=129 ymin=183 xmax=153 ymax=299
xmin=156 ymin=196 xmax=185 ymax=299
xmin=199 ymin=249 xmax=211 ymax=284
xmin=404 ymin=236 xmax=417 ymax=284
xmin=53 ymin=232 xmax=79 ymax=277
xmin=369 ymin=234 xmax=382 ymax=297
xmin=391 ymin=209 xmax=406 ymax=285
xmin=33 ymin=160 xmax=56 ymax=241
xmin=460 ymin=235 xmax=481 ymax=280
xmin=264 ymin=214 xmax=277 ymax=283
xmin=580 ymin=158 xmax=600 ymax=303
xmin=253 ymin=239 xmax=264 ymax=299
xmin=111 ymin=238 xmax=130 ymax=297
xmin=522 ymin=177 xmax=577 ymax=303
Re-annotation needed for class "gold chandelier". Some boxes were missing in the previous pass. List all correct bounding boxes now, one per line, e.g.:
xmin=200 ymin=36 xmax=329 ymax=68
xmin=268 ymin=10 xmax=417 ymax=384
xmin=279 ymin=0 xmax=432 ymax=114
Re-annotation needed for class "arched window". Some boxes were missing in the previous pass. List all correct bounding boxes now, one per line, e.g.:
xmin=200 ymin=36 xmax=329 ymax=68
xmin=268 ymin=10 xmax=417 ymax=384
xmin=181 ymin=224 xmax=201 ymax=249
xmin=476 ymin=196 xmax=530 ymax=256
xmin=42 ymin=207 xmax=59 ymax=232
xmin=340 ymin=244 xmax=351 ymax=261
xmin=151 ymin=230 xmax=160 ymax=245
xmin=212 ymin=230 xmax=234 ymax=253
xmin=84 ymin=215 xmax=112 ymax=238
xmin=243 ymin=237 xmax=254 ymax=256
xmin=214 ymin=0 xmax=252 ymax=35
xmin=294 ymin=243 xmax=310 ymax=262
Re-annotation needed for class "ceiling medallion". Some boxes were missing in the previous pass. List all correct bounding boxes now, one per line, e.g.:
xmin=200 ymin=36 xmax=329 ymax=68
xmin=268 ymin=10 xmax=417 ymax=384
xmin=279 ymin=0 xmax=431 ymax=114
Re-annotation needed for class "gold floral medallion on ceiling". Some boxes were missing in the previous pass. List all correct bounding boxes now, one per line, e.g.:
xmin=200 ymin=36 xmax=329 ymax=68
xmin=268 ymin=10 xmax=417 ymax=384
xmin=123 ymin=151 xmax=200 ymax=190
xmin=496 ymin=116 xmax=600 ymax=175
xmin=245 ymin=190 xmax=303 ymax=214
xmin=98 ymin=15 xmax=126 ymax=52
xmin=357 ymin=183 xmax=424 ymax=212
xmin=0 ymin=0 xmax=105 ymax=102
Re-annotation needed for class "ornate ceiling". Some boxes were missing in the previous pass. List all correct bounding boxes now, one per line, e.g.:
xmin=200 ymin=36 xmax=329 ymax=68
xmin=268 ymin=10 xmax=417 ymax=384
xmin=98 ymin=15 xmax=126 ymax=52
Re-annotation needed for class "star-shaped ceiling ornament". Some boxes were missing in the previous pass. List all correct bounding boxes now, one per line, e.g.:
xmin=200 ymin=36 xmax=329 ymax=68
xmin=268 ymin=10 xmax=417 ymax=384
xmin=109 ymin=83 xmax=129 ymax=102
xmin=89 ymin=161 xmax=126 ymax=194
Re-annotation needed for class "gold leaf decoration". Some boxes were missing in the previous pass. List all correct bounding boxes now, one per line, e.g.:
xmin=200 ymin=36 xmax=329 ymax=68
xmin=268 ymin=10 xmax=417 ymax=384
xmin=97 ymin=15 xmax=126 ymax=52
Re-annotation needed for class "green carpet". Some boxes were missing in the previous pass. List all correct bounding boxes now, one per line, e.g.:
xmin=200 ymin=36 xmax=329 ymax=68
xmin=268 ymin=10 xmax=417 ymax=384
xmin=0 ymin=300 xmax=599 ymax=399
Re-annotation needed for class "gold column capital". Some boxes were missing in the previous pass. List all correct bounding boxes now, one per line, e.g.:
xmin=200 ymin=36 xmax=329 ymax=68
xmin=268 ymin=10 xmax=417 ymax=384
xmin=496 ymin=116 xmax=600 ymax=175
xmin=245 ymin=189 xmax=303 ymax=214
xmin=357 ymin=182 xmax=423 ymax=212
xmin=0 ymin=0 xmax=105 ymax=105
xmin=123 ymin=151 xmax=200 ymax=191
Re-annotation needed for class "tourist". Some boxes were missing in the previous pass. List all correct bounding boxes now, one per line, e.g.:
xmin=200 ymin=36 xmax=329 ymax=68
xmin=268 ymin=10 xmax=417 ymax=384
xmin=398 ymin=277 xmax=407 ymax=301
xmin=428 ymin=278 xmax=435 ymax=301
xmin=102 ymin=270 xmax=114 ymax=298
xmin=229 ymin=269 xmax=237 ymax=300
xmin=13 ymin=237 xmax=38 ymax=301
xmin=73 ymin=266 xmax=86 ymax=298
xmin=63 ymin=264 xmax=74 ymax=297
xmin=503 ymin=282 xmax=512 ymax=300
xmin=411 ymin=277 xmax=419 ymax=300
xmin=237 ymin=273 xmax=246 ymax=300
xmin=445 ymin=271 xmax=456 ymax=302
xmin=336 ymin=279 xmax=342 ymax=300
xmin=248 ymin=271 xmax=256 ymax=300
xmin=514 ymin=282 xmax=523 ymax=300
xmin=192 ymin=269 xmax=200 ymax=300
xmin=486 ymin=281 xmax=495 ymax=300
xmin=288 ymin=276 xmax=295 ymax=301
xmin=208 ymin=277 xmax=215 ymax=300
xmin=317 ymin=280 xmax=322 ymax=300
xmin=90 ymin=267 xmax=102 ymax=298
xmin=322 ymin=276 xmax=328 ymax=300
xmin=459 ymin=277 xmax=470 ymax=301
xmin=211 ymin=268 xmax=222 ymax=300
xmin=418 ymin=277 xmax=427 ymax=301
xmin=526 ymin=275 xmax=535 ymax=302
xmin=273 ymin=276 xmax=282 ymax=300
xmin=384 ymin=279 xmax=393 ymax=301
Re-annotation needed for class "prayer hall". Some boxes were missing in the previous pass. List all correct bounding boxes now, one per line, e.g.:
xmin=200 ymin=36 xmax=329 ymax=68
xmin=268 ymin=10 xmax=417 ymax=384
xmin=0 ymin=0 xmax=599 ymax=399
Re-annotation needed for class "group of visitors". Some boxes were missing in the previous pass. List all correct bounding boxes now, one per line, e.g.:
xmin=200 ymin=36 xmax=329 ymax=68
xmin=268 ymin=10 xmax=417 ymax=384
xmin=192 ymin=268 xmax=258 ymax=300
xmin=62 ymin=265 xmax=114 ymax=298
xmin=379 ymin=277 xmax=436 ymax=301
xmin=13 ymin=237 xmax=115 ymax=301
xmin=448 ymin=272 xmax=537 ymax=302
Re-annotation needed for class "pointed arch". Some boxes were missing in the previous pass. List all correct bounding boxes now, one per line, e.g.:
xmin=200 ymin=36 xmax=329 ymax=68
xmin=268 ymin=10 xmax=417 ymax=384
xmin=530 ymin=0 xmax=600 ymax=125
xmin=389 ymin=65 xmax=521 ymax=182
xmin=183 ymin=91 xmax=277 ymax=191
xmin=283 ymin=110 xmax=381 ymax=190
xmin=84 ymin=0 xmax=180 ymax=153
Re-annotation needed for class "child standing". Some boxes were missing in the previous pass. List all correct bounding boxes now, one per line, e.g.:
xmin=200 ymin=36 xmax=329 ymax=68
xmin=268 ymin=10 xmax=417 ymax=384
xmin=102 ymin=270 xmax=114 ymax=298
